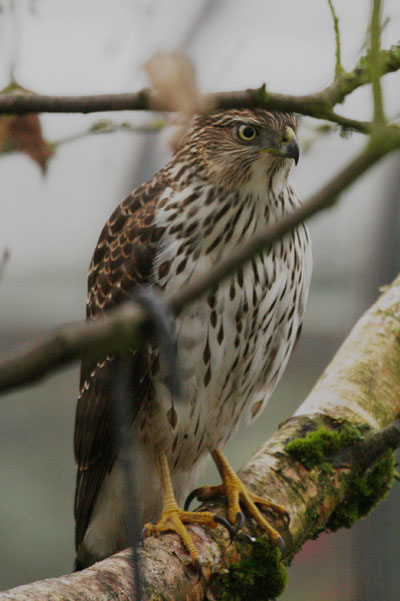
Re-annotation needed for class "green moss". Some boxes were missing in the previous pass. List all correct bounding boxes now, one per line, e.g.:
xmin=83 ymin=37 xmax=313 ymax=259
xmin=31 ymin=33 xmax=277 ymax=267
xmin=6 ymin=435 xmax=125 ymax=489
xmin=286 ymin=423 xmax=395 ymax=535
xmin=338 ymin=424 xmax=364 ymax=446
xmin=286 ymin=424 xmax=363 ymax=470
xmin=327 ymin=450 xmax=395 ymax=531
xmin=215 ymin=537 xmax=287 ymax=601
xmin=305 ymin=506 xmax=325 ymax=539
xmin=305 ymin=506 xmax=318 ymax=521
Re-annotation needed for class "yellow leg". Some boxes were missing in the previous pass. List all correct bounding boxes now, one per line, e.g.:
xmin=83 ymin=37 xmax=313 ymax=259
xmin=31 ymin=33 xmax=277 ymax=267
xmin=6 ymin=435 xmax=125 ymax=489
xmin=185 ymin=448 xmax=288 ymax=549
xmin=143 ymin=451 xmax=226 ymax=566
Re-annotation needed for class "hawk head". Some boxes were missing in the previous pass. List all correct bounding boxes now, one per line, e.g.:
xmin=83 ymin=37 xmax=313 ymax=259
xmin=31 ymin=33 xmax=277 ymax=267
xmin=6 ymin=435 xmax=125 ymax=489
xmin=175 ymin=109 xmax=299 ymax=188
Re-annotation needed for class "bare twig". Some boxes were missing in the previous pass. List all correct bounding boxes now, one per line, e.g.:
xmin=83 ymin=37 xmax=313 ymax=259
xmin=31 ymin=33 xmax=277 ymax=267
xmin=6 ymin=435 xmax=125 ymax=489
xmin=327 ymin=0 xmax=344 ymax=78
xmin=51 ymin=118 xmax=165 ymax=149
xmin=370 ymin=0 xmax=386 ymax=124
xmin=0 ymin=132 xmax=399 ymax=396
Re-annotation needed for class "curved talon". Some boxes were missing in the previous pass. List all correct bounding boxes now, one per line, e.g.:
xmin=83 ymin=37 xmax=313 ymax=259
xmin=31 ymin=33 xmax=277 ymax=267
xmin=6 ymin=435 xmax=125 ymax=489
xmin=230 ymin=511 xmax=245 ymax=541
xmin=184 ymin=488 xmax=201 ymax=511
xmin=210 ymin=449 xmax=289 ymax=551
xmin=214 ymin=513 xmax=235 ymax=537
xmin=141 ymin=525 xmax=148 ymax=545
xmin=194 ymin=557 xmax=203 ymax=582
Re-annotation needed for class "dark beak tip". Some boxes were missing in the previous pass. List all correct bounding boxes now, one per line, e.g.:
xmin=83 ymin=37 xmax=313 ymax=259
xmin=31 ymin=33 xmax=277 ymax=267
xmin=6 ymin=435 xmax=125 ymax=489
xmin=290 ymin=140 xmax=300 ymax=166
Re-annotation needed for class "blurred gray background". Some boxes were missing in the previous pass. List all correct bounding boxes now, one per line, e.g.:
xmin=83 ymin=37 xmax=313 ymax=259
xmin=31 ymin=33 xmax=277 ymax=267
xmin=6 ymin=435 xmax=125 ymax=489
xmin=1 ymin=0 xmax=400 ymax=599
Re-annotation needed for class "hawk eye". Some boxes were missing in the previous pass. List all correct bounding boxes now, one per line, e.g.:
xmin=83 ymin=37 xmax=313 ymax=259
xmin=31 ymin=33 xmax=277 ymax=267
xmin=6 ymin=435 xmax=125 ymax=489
xmin=237 ymin=124 xmax=258 ymax=141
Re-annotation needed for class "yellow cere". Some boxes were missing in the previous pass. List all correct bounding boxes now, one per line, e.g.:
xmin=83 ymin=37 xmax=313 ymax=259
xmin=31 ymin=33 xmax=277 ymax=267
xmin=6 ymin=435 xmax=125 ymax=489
xmin=283 ymin=126 xmax=295 ymax=143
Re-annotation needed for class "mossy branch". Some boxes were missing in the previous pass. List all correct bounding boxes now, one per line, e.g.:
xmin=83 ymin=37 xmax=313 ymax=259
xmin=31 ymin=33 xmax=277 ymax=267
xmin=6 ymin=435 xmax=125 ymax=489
xmin=322 ymin=43 xmax=399 ymax=108
xmin=2 ymin=274 xmax=400 ymax=600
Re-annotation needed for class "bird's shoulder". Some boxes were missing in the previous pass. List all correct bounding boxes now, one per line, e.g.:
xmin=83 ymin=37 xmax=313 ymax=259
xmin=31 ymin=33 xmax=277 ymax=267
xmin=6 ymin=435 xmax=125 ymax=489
xmin=87 ymin=170 xmax=170 ymax=319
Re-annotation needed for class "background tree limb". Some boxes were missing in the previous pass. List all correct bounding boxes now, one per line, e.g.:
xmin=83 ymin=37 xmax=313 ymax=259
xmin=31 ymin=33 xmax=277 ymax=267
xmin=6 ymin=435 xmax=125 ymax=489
xmin=2 ymin=270 xmax=400 ymax=600
xmin=1 ymin=133 xmax=399 ymax=396
xmin=0 ymin=44 xmax=398 ymax=135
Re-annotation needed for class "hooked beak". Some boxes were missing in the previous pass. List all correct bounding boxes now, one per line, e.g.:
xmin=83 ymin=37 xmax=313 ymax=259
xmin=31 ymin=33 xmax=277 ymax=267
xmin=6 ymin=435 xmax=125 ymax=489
xmin=260 ymin=135 xmax=300 ymax=166
xmin=278 ymin=137 xmax=300 ymax=165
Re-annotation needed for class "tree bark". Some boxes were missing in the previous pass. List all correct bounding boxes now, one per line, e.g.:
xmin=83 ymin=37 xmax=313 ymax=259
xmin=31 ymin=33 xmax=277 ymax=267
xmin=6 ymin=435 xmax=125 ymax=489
xmin=2 ymin=274 xmax=400 ymax=600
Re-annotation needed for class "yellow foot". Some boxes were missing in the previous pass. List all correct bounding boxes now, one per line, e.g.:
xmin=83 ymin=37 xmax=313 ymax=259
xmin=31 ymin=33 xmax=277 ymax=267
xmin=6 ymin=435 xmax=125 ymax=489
xmin=185 ymin=448 xmax=289 ymax=550
xmin=143 ymin=505 xmax=228 ymax=567
xmin=145 ymin=450 xmax=234 ymax=572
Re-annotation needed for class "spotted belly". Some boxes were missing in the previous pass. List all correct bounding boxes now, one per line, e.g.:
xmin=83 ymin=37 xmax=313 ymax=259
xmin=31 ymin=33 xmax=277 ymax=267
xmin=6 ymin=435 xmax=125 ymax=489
xmin=137 ymin=233 xmax=310 ymax=473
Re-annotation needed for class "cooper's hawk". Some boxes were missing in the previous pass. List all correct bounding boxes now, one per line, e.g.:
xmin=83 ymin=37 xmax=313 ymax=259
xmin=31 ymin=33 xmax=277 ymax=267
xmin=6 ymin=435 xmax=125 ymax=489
xmin=74 ymin=109 xmax=313 ymax=570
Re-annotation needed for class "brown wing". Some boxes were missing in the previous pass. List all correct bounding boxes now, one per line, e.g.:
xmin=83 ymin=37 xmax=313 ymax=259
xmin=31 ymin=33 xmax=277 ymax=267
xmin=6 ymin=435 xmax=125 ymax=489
xmin=74 ymin=175 xmax=168 ymax=552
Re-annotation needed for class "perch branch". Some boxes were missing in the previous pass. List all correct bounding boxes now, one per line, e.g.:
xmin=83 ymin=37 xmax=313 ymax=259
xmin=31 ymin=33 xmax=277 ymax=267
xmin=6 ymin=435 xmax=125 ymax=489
xmin=2 ymin=274 xmax=400 ymax=599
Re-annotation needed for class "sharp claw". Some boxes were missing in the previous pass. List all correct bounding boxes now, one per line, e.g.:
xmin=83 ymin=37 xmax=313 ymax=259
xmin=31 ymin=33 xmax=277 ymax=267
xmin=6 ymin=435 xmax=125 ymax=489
xmin=184 ymin=488 xmax=200 ymax=511
xmin=230 ymin=511 xmax=245 ymax=541
xmin=141 ymin=526 xmax=148 ymax=545
xmin=277 ymin=536 xmax=285 ymax=553
xmin=194 ymin=558 xmax=203 ymax=582
xmin=214 ymin=513 xmax=235 ymax=537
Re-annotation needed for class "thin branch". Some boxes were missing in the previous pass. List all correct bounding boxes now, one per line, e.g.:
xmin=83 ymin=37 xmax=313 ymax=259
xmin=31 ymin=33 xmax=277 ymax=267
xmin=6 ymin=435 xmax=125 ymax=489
xmin=1 ymin=131 xmax=399 ymax=396
xmin=370 ymin=0 xmax=386 ymax=124
xmin=51 ymin=118 xmax=165 ymax=149
xmin=318 ymin=44 xmax=398 ymax=106
xmin=327 ymin=0 xmax=344 ymax=78
xmin=3 ymin=272 xmax=400 ymax=599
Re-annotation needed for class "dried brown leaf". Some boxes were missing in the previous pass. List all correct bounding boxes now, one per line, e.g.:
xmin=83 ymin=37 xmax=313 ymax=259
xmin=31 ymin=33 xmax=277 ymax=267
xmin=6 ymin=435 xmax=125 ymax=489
xmin=145 ymin=52 xmax=200 ymax=114
xmin=145 ymin=52 xmax=214 ymax=150
xmin=0 ymin=82 xmax=53 ymax=174
xmin=0 ymin=114 xmax=53 ymax=174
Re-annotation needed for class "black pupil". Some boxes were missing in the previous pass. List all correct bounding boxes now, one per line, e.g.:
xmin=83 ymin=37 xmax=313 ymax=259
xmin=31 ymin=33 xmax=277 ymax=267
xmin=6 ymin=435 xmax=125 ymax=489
xmin=242 ymin=126 xmax=255 ymax=138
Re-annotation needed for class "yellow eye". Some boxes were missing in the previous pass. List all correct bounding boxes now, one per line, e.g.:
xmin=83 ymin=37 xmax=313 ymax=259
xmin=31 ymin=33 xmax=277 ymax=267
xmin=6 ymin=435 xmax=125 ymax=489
xmin=237 ymin=124 xmax=258 ymax=141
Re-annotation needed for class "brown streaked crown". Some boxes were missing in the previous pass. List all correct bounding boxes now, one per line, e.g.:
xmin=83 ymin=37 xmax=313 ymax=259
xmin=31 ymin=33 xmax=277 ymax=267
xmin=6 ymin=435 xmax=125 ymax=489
xmin=171 ymin=109 xmax=298 ymax=188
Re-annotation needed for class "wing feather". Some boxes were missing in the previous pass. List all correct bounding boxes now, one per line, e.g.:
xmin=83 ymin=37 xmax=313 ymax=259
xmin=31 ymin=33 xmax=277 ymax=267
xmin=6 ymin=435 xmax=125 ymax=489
xmin=74 ymin=176 xmax=167 ymax=551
